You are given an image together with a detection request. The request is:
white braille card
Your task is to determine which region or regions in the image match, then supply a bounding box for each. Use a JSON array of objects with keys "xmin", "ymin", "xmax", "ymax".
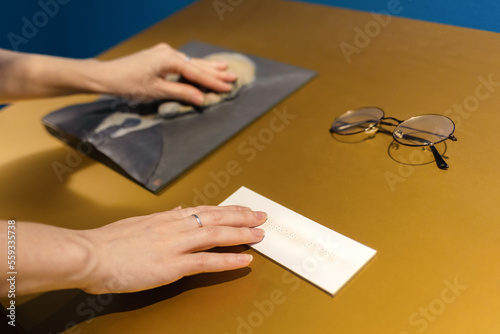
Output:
[{"xmin": 220, "ymin": 186, "xmax": 377, "ymax": 295}]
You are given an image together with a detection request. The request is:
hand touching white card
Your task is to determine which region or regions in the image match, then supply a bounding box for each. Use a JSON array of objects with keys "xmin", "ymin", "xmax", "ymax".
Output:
[{"xmin": 220, "ymin": 186, "xmax": 376, "ymax": 295}]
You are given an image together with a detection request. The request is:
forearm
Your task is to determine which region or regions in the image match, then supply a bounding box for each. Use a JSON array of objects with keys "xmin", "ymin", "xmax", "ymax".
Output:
[
  {"xmin": 0, "ymin": 49, "xmax": 106, "ymax": 103},
  {"xmin": 0, "ymin": 220, "xmax": 95, "ymax": 296}
]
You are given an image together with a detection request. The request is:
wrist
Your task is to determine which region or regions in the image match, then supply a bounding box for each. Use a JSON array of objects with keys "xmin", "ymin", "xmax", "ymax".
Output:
[
  {"xmin": 16, "ymin": 223, "xmax": 98, "ymax": 295},
  {"xmin": 70, "ymin": 58, "xmax": 110, "ymax": 95},
  {"xmin": 26, "ymin": 55, "xmax": 106, "ymax": 97},
  {"xmin": 61, "ymin": 228, "xmax": 100, "ymax": 292}
]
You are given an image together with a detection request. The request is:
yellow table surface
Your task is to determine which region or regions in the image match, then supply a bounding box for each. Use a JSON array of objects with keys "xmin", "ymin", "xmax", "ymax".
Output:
[{"xmin": 1, "ymin": 0, "xmax": 500, "ymax": 333}]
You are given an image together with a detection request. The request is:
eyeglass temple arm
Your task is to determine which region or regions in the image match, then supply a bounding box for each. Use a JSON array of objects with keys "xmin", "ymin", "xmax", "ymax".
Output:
[
  {"xmin": 400, "ymin": 133, "xmax": 450, "ymax": 170},
  {"xmin": 329, "ymin": 119, "xmax": 380, "ymax": 133},
  {"xmin": 429, "ymin": 145, "xmax": 449, "ymax": 170},
  {"xmin": 397, "ymin": 123, "xmax": 458, "ymax": 141}
]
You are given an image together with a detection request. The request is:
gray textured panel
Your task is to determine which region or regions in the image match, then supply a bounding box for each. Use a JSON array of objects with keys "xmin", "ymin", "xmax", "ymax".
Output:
[{"xmin": 42, "ymin": 42, "xmax": 316, "ymax": 193}]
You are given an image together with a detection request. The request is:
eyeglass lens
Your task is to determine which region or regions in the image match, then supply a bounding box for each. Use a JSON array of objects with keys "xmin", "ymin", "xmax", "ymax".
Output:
[
  {"xmin": 393, "ymin": 115, "xmax": 455, "ymax": 146},
  {"xmin": 330, "ymin": 107, "xmax": 384, "ymax": 135}
]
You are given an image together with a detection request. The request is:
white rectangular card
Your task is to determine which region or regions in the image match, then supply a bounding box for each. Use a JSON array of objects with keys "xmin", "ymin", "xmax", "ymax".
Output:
[{"xmin": 220, "ymin": 186, "xmax": 376, "ymax": 295}]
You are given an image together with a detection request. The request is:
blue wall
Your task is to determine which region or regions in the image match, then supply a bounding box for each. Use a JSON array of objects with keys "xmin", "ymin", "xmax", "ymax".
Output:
[
  {"xmin": 294, "ymin": 0, "xmax": 500, "ymax": 34},
  {"xmin": 0, "ymin": 0, "xmax": 499, "ymax": 59},
  {"xmin": 0, "ymin": 0, "xmax": 196, "ymax": 58}
]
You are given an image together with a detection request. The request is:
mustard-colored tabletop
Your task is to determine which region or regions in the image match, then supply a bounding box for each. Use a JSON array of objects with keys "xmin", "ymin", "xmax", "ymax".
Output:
[{"xmin": 1, "ymin": 0, "xmax": 500, "ymax": 333}]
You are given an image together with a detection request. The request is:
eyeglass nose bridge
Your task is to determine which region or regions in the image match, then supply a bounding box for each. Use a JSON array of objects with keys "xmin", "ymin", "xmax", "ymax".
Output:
[{"xmin": 379, "ymin": 116, "xmax": 403, "ymax": 127}]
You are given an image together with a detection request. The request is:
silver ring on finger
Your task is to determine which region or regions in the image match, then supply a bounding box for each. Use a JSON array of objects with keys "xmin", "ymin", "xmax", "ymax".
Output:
[{"xmin": 192, "ymin": 214, "xmax": 203, "ymax": 228}]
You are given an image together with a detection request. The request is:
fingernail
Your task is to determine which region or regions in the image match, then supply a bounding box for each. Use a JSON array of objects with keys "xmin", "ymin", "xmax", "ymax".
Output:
[
  {"xmin": 252, "ymin": 228, "xmax": 265, "ymax": 238},
  {"xmin": 236, "ymin": 205, "xmax": 252, "ymax": 210},
  {"xmin": 221, "ymin": 82, "xmax": 234, "ymax": 91},
  {"xmin": 238, "ymin": 254, "xmax": 253, "ymax": 264},
  {"xmin": 192, "ymin": 93, "xmax": 204, "ymax": 106},
  {"xmin": 254, "ymin": 211, "xmax": 268, "ymax": 220}
]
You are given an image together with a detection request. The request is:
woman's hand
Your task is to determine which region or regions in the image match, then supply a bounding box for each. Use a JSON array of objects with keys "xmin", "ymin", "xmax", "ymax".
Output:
[
  {"xmin": 0, "ymin": 206, "xmax": 266, "ymax": 296},
  {"xmin": 92, "ymin": 43, "xmax": 237, "ymax": 105},
  {"xmin": 79, "ymin": 205, "xmax": 266, "ymax": 294},
  {"xmin": 0, "ymin": 43, "xmax": 237, "ymax": 104}
]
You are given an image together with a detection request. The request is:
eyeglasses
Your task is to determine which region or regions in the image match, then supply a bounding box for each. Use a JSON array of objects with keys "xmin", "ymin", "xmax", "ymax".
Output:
[{"xmin": 329, "ymin": 107, "xmax": 457, "ymax": 170}]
